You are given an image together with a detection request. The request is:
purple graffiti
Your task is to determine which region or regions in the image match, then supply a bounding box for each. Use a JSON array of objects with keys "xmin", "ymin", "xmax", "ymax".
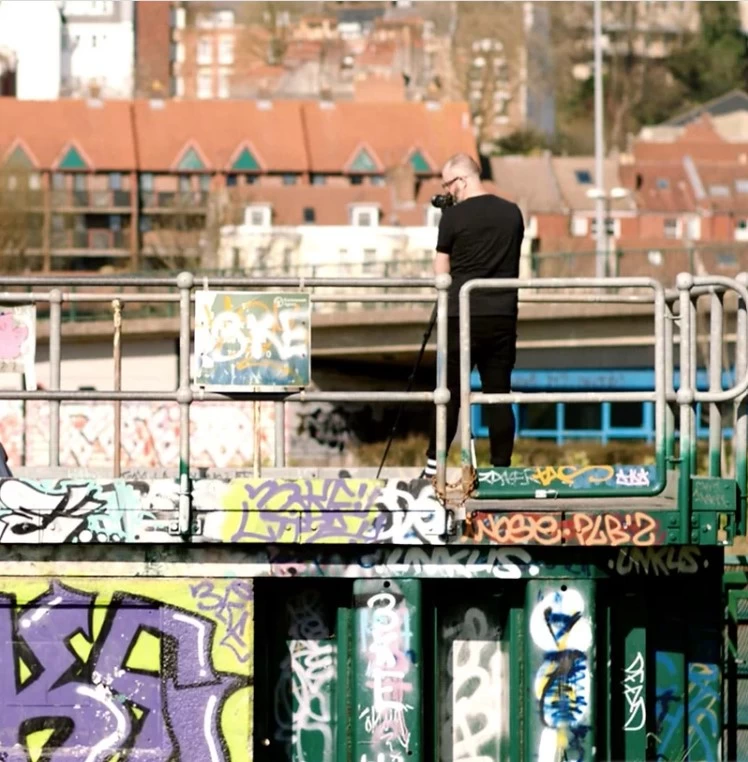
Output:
[
  {"xmin": 0, "ymin": 581, "xmax": 245, "ymax": 761},
  {"xmin": 190, "ymin": 580, "xmax": 253, "ymax": 663},
  {"xmin": 231, "ymin": 479, "xmax": 378, "ymax": 543}
]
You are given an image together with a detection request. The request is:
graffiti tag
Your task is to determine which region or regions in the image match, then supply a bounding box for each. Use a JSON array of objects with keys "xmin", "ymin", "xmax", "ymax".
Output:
[
  {"xmin": 623, "ymin": 652, "xmax": 646, "ymax": 732},
  {"xmin": 190, "ymin": 579, "xmax": 253, "ymax": 663}
]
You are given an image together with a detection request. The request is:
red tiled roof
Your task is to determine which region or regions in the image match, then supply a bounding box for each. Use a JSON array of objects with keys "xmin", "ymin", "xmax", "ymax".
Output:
[
  {"xmin": 0, "ymin": 98, "xmax": 135, "ymax": 170},
  {"xmin": 132, "ymin": 99, "xmax": 308, "ymax": 172},
  {"xmin": 621, "ymin": 163, "xmax": 697, "ymax": 213},
  {"xmin": 301, "ymin": 100, "xmax": 476, "ymax": 173}
]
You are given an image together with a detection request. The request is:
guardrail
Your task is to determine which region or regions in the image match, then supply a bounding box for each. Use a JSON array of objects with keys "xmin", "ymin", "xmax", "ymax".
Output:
[{"xmin": 0, "ymin": 271, "xmax": 746, "ymax": 540}]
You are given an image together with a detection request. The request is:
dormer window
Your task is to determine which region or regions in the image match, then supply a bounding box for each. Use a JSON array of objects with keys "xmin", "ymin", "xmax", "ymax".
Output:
[
  {"xmin": 245, "ymin": 203, "xmax": 272, "ymax": 228},
  {"xmin": 350, "ymin": 204, "xmax": 379, "ymax": 227}
]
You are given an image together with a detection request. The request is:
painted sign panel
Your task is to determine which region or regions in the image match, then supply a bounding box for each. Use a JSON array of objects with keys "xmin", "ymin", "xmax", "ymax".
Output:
[
  {"xmin": 0, "ymin": 305, "xmax": 36, "ymax": 390},
  {"xmin": 194, "ymin": 291, "xmax": 310, "ymax": 391}
]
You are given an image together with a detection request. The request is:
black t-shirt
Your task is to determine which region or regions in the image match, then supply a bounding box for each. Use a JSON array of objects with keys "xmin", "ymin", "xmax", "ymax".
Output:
[{"xmin": 437, "ymin": 193, "xmax": 524, "ymax": 318}]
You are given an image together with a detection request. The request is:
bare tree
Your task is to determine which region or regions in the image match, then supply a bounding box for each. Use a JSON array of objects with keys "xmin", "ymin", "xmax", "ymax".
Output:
[{"xmin": 0, "ymin": 166, "xmax": 42, "ymax": 273}]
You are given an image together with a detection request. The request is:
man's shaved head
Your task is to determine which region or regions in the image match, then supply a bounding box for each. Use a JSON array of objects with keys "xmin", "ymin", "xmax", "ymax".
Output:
[{"xmin": 442, "ymin": 153, "xmax": 481, "ymax": 178}]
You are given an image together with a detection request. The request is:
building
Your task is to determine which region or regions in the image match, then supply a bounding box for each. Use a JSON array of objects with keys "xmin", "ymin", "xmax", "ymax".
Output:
[
  {"xmin": 0, "ymin": 0, "xmax": 134, "ymax": 100},
  {"xmin": 0, "ymin": 97, "xmax": 476, "ymax": 272},
  {"xmin": 133, "ymin": 0, "xmax": 177, "ymax": 98}
]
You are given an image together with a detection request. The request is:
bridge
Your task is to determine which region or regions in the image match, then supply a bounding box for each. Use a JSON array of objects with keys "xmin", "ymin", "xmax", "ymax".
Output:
[{"xmin": 0, "ymin": 270, "xmax": 745, "ymax": 761}]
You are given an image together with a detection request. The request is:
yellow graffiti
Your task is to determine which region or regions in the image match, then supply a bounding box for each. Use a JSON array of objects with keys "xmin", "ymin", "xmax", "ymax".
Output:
[
  {"xmin": 0, "ymin": 578, "xmax": 253, "ymax": 762},
  {"xmin": 531, "ymin": 465, "xmax": 615, "ymax": 488},
  {"xmin": 217, "ymin": 478, "xmax": 382, "ymax": 543}
]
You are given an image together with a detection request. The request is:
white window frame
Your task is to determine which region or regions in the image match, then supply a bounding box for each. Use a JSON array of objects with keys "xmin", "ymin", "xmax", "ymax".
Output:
[
  {"xmin": 197, "ymin": 36, "xmax": 213, "ymax": 65},
  {"xmin": 218, "ymin": 35, "xmax": 234, "ymax": 65},
  {"xmin": 216, "ymin": 10, "xmax": 235, "ymax": 28},
  {"xmin": 217, "ymin": 68, "xmax": 231, "ymax": 98},
  {"xmin": 350, "ymin": 204, "xmax": 379, "ymax": 227},
  {"xmin": 735, "ymin": 219, "xmax": 748, "ymax": 242},
  {"xmin": 571, "ymin": 215, "xmax": 588, "ymax": 237},
  {"xmin": 663, "ymin": 217, "xmax": 681, "ymax": 240},
  {"xmin": 245, "ymin": 204, "xmax": 272, "ymax": 228},
  {"xmin": 197, "ymin": 71, "xmax": 213, "ymax": 99}
]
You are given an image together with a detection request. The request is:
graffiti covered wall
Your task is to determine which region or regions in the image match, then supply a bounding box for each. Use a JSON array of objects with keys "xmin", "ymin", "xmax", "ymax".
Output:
[{"xmin": 0, "ymin": 577, "xmax": 253, "ymax": 761}]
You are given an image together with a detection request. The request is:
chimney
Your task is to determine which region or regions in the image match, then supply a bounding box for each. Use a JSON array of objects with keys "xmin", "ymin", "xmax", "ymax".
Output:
[{"xmin": 386, "ymin": 162, "xmax": 416, "ymax": 208}]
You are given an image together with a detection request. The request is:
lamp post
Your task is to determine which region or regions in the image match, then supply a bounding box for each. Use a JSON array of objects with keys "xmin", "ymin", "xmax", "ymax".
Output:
[
  {"xmin": 586, "ymin": 186, "xmax": 631, "ymax": 276},
  {"xmin": 593, "ymin": 0, "xmax": 605, "ymax": 278}
]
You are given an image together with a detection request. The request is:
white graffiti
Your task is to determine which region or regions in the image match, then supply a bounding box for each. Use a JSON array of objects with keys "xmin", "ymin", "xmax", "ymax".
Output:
[
  {"xmin": 275, "ymin": 593, "xmax": 336, "ymax": 762},
  {"xmin": 623, "ymin": 651, "xmax": 646, "ymax": 732},
  {"xmin": 477, "ymin": 469, "xmax": 534, "ymax": 487},
  {"xmin": 609, "ymin": 546, "xmax": 703, "ymax": 576},
  {"xmin": 0, "ymin": 480, "xmax": 107, "ymax": 543},
  {"xmin": 530, "ymin": 588, "xmax": 593, "ymax": 762},
  {"xmin": 614, "ymin": 467, "xmax": 651, "ymax": 487},
  {"xmin": 362, "ymin": 591, "xmax": 413, "ymax": 754},
  {"xmin": 379, "ymin": 547, "xmax": 540, "ymax": 579},
  {"xmin": 370, "ymin": 482, "xmax": 447, "ymax": 544},
  {"xmin": 442, "ymin": 607, "xmax": 504, "ymax": 762}
]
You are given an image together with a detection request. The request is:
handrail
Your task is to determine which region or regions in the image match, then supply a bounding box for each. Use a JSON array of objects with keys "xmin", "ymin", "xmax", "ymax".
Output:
[{"xmin": 458, "ymin": 277, "xmax": 668, "ymax": 500}]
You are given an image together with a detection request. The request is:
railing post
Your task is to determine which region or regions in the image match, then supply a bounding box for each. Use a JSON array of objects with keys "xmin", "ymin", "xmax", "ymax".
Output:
[
  {"xmin": 48, "ymin": 288, "xmax": 62, "ymax": 467},
  {"xmin": 176, "ymin": 272, "xmax": 194, "ymax": 536},
  {"xmin": 708, "ymin": 289, "xmax": 724, "ymax": 476},
  {"xmin": 676, "ymin": 273, "xmax": 695, "ymax": 543},
  {"xmin": 735, "ymin": 273, "xmax": 748, "ymax": 535},
  {"xmin": 112, "ymin": 298, "xmax": 123, "ymax": 478},
  {"xmin": 664, "ymin": 298, "xmax": 676, "ymax": 466},
  {"xmin": 434, "ymin": 274, "xmax": 450, "ymax": 496}
]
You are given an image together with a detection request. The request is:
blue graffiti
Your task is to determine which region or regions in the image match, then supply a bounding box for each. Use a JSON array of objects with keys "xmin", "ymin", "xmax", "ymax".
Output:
[
  {"xmin": 655, "ymin": 653, "xmax": 684, "ymax": 760},
  {"xmin": 687, "ymin": 662, "xmax": 719, "ymax": 762}
]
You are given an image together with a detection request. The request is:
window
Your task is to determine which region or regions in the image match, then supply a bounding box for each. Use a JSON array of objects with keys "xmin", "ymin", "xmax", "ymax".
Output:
[
  {"xmin": 245, "ymin": 205, "xmax": 271, "ymax": 227},
  {"xmin": 371, "ymin": 175, "xmax": 385, "ymax": 186},
  {"xmin": 571, "ymin": 216, "xmax": 588, "ymax": 237},
  {"xmin": 197, "ymin": 71, "xmax": 213, "ymax": 99},
  {"xmin": 521, "ymin": 404, "xmax": 557, "ymax": 431},
  {"xmin": 51, "ymin": 214, "xmax": 64, "ymax": 232},
  {"xmin": 282, "ymin": 174, "xmax": 297, "ymax": 186},
  {"xmin": 28, "ymin": 173, "xmax": 40, "ymax": 190},
  {"xmin": 610, "ymin": 402, "xmax": 643, "ymax": 429},
  {"xmin": 564, "ymin": 403, "xmax": 601, "ymax": 430},
  {"xmin": 351, "ymin": 205, "xmax": 378, "ymax": 226},
  {"xmin": 216, "ymin": 10, "xmax": 235, "ymax": 28},
  {"xmin": 303, "ymin": 207, "xmax": 316, "ymax": 223},
  {"xmin": 709, "ymin": 184, "xmax": 729, "ymax": 197},
  {"xmin": 197, "ymin": 36, "xmax": 213, "ymax": 65},
  {"xmin": 178, "ymin": 175, "xmax": 191, "ymax": 192},
  {"xmin": 109, "ymin": 214, "xmax": 121, "ymax": 231},
  {"xmin": 174, "ymin": 6, "xmax": 186, "ymax": 29},
  {"xmin": 176, "ymin": 42, "xmax": 185, "ymax": 64},
  {"xmin": 226, "ymin": 174, "xmax": 238, "ymax": 187},
  {"xmin": 574, "ymin": 169, "xmax": 592, "ymax": 184},
  {"xmin": 218, "ymin": 35, "xmax": 234, "ymax": 65},
  {"xmin": 664, "ymin": 218, "xmax": 680, "ymax": 239},
  {"xmin": 218, "ymin": 69, "xmax": 230, "ymax": 98},
  {"xmin": 656, "ymin": 177, "xmax": 669, "ymax": 189},
  {"xmin": 139, "ymin": 173, "xmax": 153, "ymax": 191},
  {"xmin": 175, "ymin": 76, "xmax": 185, "ymax": 97},
  {"xmin": 350, "ymin": 175, "xmax": 363, "ymax": 186},
  {"xmin": 109, "ymin": 172, "xmax": 121, "ymax": 190},
  {"xmin": 311, "ymin": 174, "xmax": 326, "ymax": 186},
  {"xmin": 5, "ymin": 174, "xmax": 16, "ymax": 190},
  {"xmin": 590, "ymin": 217, "xmax": 617, "ymax": 237},
  {"xmin": 139, "ymin": 216, "xmax": 152, "ymax": 232},
  {"xmin": 73, "ymin": 174, "xmax": 86, "ymax": 192},
  {"xmin": 52, "ymin": 173, "xmax": 65, "ymax": 191},
  {"xmin": 736, "ymin": 179, "xmax": 748, "ymax": 193}
]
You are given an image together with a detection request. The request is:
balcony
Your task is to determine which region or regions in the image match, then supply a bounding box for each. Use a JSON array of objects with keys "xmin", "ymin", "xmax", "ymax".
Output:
[
  {"xmin": 140, "ymin": 191, "xmax": 210, "ymax": 212},
  {"xmin": 51, "ymin": 190, "xmax": 133, "ymax": 210},
  {"xmin": 0, "ymin": 189, "xmax": 44, "ymax": 209},
  {"xmin": 49, "ymin": 229, "xmax": 130, "ymax": 255}
]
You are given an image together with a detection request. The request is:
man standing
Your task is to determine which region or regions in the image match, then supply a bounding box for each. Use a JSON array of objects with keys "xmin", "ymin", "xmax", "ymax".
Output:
[{"xmin": 422, "ymin": 153, "xmax": 524, "ymax": 478}]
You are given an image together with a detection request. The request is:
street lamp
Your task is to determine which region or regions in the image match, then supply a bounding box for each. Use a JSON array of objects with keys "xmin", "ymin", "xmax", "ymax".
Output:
[{"xmin": 586, "ymin": 186, "xmax": 631, "ymax": 276}]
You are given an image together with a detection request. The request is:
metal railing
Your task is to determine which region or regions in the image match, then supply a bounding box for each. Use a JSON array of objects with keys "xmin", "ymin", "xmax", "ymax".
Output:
[
  {"xmin": 459, "ymin": 273, "xmax": 748, "ymax": 541},
  {"xmin": 0, "ymin": 270, "xmax": 746, "ymax": 539}
]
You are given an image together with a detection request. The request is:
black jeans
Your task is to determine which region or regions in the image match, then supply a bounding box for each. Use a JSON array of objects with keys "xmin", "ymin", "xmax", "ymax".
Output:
[{"xmin": 426, "ymin": 314, "xmax": 516, "ymax": 467}]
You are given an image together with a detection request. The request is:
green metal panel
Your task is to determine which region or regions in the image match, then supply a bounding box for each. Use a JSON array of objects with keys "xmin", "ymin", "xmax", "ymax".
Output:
[
  {"xmin": 525, "ymin": 579, "xmax": 595, "ymax": 762},
  {"xmin": 654, "ymin": 609, "xmax": 687, "ymax": 760},
  {"xmin": 336, "ymin": 606, "xmax": 352, "ymax": 762},
  {"xmin": 509, "ymin": 605, "xmax": 527, "ymax": 762},
  {"xmin": 620, "ymin": 596, "xmax": 648, "ymax": 761},
  {"xmin": 353, "ymin": 579, "xmax": 422, "ymax": 762}
]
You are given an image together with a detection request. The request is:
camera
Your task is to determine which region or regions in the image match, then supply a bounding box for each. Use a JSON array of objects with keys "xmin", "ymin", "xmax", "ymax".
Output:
[{"xmin": 431, "ymin": 193, "xmax": 454, "ymax": 209}]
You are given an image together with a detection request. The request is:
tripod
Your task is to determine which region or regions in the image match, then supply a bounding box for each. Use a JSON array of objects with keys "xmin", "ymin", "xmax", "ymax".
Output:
[{"xmin": 376, "ymin": 307, "xmax": 437, "ymax": 479}]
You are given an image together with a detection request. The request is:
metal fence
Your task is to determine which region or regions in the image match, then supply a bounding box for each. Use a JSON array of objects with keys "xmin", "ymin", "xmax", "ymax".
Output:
[{"xmin": 0, "ymin": 270, "xmax": 747, "ymax": 532}]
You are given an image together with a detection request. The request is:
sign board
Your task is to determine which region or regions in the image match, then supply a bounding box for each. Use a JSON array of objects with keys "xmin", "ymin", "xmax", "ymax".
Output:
[
  {"xmin": 193, "ymin": 291, "xmax": 311, "ymax": 392},
  {"xmin": 0, "ymin": 305, "xmax": 36, "ymax": 390}
]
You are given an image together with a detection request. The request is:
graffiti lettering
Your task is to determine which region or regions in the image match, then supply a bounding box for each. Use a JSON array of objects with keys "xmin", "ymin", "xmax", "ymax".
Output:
[
  {"xmin": 190, "ymin": 579, "xmax": 253, "ymax": 663},
  {"xmin": 687, "ymin": 662, "xmax": 719, "ymax": 762},
  {"xmin": 275, "ymin": 591, "xmax": 336, "ymax": 762},
  {"xmin": 532, "ymin": 465, "xmax": 614, "ymax": 488},
  {"xmin": 362, "ymin": 590, "xmax": 414, "ymax": 754},
  {"xmin": 0, "ymin": 581, "xmax": 246, "ymax": 761},
  {"xmin": 443, "ymin": 607, "xmax": 503, "ymax": 762},
  {"xmin": 615, "ymin": 467, "xmax": 651, "ymax": 487},
  {"xmin": 610, "ymin": 547, "xmax": 703, "ymax": 576},
  {"xmin": 623, "ymin": 652, "xmax": 646, "ymax": 732},
  {"xmin": 529, "ymin": 587, "xmax": 592, "ymax": 762},
  {"xmin": 469, "ymin": 511, "xmax": 660, "ymax": 547}
]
